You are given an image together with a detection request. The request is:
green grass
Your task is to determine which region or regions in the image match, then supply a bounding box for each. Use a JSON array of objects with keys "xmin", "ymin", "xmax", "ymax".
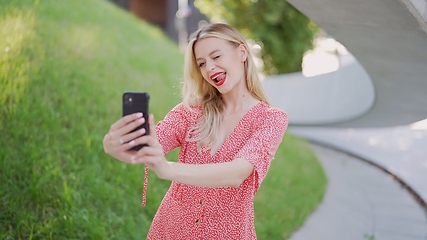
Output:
[
  {"xmin": 0, "ymin": 0, "xmax": 326, "ymax": 239},
  {"xmin": 254, "ymin": 134, "xmax": 327, "ymax": 239}
]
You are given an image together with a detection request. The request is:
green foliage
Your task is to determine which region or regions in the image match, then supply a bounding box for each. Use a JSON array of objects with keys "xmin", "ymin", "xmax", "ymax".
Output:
[
  {"xmin": 195, "ymin": 0, "xmax": 317, "ymax": 74},
  {"xmin": 0, "ymin": 0, "xmax": 326, "ymax": 238}
]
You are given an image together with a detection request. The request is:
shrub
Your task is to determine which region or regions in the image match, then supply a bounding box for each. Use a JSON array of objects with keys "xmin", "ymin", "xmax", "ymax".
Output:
[{"xmin": 195, "ymin": 0, "xmax": 317, "ymax": 74}]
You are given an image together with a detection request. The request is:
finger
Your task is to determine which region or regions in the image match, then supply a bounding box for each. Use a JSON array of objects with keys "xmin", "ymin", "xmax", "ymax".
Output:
[
  {"xmin": 117, "ymin": 137, "xmax": 150, "ymax": 152},
  {"xmin": 103, "ymin": 136, "xmax": 138, "ymax": 161},
  {"xmin": 110, "ymin": 112, "xmax": 143, "ymax": 132},
  {"xmin": 104, "ymin": 130, "xmax": 138, "ymax": 151},
  {"xmin": 135, "ymin": 144, "xmax": 164, "ymax": 158},
  {"xmin": 121, "ymin": 127, "xmax": 146, "ymax": 144},
  {"xmin": 132, "ymin": 134, "xmax": 163, "ymax": 154},
  {"xmin": 110, "ymin": 116, "xmax": 146, "ymax": 146},
  {"xmin": 119, "ymin": 117, "xmax": 146, "ymax": 142},
  {"xmin": 131, "ymin": 155, "xmax": 156, "ymax": 166},
  {"xmin": 118, "ymin": 114, "xmax": 154, "ymax": 146},
  {"xmin": 116, "ymin": 141, "xmax": 132, "ymax": 152}
]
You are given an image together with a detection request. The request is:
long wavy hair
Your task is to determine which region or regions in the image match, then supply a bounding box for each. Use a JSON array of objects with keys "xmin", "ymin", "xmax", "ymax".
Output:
[{"xmin": 182, "ymin": 23, "xmax": 270, "ymax": 150}]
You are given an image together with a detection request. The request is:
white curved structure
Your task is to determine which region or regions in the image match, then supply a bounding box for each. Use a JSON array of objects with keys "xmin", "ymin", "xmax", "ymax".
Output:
[
  {"xmin": 281, "ymin": 0, "xmax": 427, "ymax": 127},
  {"xmin": 264, "ymin": 54, "xmax": 375, "ymax": 125}
]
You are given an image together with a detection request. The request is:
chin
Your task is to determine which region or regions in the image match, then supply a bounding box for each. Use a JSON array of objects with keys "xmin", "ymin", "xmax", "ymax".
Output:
[{"xmin": 217, "ymin": 87, "xmax": 231, "ymax": 95}]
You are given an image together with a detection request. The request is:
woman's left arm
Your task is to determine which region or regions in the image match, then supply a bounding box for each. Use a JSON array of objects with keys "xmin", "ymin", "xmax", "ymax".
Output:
[
  {"xmin": 131, "ymin": 114, "xmax": 254, "ymax": 187},
  {"xmin": 163, "ymin": 158, "xmax": 254, "ymax": 188}
]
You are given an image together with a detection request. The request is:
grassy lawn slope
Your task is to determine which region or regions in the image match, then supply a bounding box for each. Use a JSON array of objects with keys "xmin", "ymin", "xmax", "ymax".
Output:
[{"xmin": 0, "ymin": 0, "xmax": 326, "ymax": 239}]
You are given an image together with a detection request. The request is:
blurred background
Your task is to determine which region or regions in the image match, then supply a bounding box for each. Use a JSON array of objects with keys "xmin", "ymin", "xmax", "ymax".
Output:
[{"xmin": 2, "ymin": 0, "xmax": 426, "ymax": 239}]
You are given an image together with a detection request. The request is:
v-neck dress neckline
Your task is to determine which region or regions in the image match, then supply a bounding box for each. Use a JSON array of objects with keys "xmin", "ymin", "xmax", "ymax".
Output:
[{"xmin": 209, "ymin": 101, "xmax": 262, "ymax": 157}]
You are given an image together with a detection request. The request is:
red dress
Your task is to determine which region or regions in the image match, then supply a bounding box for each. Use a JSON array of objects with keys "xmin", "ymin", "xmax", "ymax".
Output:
[{"xmin": 147, "ymin": 101, "xmax": 288, "ymax": 240}]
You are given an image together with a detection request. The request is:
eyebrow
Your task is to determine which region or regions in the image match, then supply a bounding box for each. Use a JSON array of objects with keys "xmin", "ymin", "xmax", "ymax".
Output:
[{"xmin": 196, "ymin": 50, "xmax": 221, "ymax": 62}]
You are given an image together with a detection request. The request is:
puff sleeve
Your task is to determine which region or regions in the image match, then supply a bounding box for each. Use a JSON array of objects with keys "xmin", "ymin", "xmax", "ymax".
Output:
[
  {"xmin": 155, "ymin": 103, "xmax": 194, "ymax": 154},
  {"xmin": 235, "ymin": 108, "xmax": 288, "ymax": 191}
]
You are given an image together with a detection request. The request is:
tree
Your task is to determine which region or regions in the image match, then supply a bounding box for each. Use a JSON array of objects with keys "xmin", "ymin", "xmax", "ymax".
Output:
[{"xmin": 195, "ymin": 0, "xmax": 317, "ymax": 74}]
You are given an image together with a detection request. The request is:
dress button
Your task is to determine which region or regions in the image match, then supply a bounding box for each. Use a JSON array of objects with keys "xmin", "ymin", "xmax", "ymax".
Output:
[
  {"xmin": 196, "ymin": 219, "xmax": 201, "ymax": 225},
  {"xmin": 200, "ymin": 199, "xmax": 205, "ymax": 205}
]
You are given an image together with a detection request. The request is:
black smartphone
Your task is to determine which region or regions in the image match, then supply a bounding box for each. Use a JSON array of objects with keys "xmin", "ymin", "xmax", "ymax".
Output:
[{"xmin": 122, "ymin": 91, "xmax": 150, "ymax": 151}]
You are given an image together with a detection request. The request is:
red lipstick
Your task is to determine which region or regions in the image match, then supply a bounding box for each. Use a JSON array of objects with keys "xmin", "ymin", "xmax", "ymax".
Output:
[{"xmin": 209, "ymin": 72, "xmax": 226, "ymax": 87}]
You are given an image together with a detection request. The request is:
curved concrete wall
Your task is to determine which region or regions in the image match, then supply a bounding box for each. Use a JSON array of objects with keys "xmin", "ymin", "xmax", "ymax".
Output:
[
  {"xmin": 264, "ymin": 55, "xmax": 375, "ymax": 125},
  {"xmin": 287, "ymin": 0, "xmax": 427, "ymax": 127}
]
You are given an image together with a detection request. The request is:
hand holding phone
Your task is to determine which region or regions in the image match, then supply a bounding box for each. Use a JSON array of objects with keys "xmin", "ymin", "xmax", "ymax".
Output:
[{"xmin": 122, "ymin": 91, "xmax": 150, "ymax": 151}]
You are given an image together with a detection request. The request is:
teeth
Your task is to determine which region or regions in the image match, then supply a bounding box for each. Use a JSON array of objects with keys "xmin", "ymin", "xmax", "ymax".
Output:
[{"xmin": 211, "ymin": 73, "xmax": 224, "ymax": 83}]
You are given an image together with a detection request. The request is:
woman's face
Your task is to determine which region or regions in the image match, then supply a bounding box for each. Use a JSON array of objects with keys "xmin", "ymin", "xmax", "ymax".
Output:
[{"xmin": 194, "ymin": 37, "xmax": 247, "ymax": 94}]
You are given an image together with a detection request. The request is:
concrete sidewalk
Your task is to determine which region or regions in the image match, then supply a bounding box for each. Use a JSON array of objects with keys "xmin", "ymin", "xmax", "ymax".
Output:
[
  {"xmin": 286, "ymin": 124, "xmax": 427, "ymax": 240},
  {"xmin": 290, "ymin": 124, "xmax": 427, "ymax": 206},
  {"xmin": 289, "ymin": 144, "xmax": 427, "ymax": 240}
]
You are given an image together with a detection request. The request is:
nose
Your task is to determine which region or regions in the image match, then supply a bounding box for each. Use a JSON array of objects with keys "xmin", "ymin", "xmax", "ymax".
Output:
[{"xmin": 206, "ymin": 59, "xmax": 215, "ymax": 71}]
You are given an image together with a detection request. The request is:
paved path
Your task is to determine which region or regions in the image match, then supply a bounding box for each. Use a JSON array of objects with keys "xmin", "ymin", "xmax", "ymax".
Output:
[
  {"xmin": 290, "ymin": 144, "xmax": 427, "ymax": 240},
  {"xmin": 290, "ymin": 125, "xmax": 427, "ymax": 206}
]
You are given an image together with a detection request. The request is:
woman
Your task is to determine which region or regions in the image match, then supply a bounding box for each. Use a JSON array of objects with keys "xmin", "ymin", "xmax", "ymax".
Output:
[{"xmin": 103, "ymin": 23, "xmax": 288, "ymax": 239}]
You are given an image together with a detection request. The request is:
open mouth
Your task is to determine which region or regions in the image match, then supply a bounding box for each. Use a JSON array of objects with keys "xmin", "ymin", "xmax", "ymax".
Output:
[{"xmin": 210, "ymin": 72, "xmax": 226, "ymax": 87}]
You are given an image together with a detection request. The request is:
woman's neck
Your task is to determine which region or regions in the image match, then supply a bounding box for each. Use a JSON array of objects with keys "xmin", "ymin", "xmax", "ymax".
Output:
[{"xmin": 222, "ymin": 89, "xmax": 259, "ymax": 115}]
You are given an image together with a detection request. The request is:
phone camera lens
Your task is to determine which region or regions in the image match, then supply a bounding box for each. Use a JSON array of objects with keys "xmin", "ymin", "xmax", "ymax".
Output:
[{"xmin": 125, "ymin": 95, "xmax": 133, "ymax": 105}]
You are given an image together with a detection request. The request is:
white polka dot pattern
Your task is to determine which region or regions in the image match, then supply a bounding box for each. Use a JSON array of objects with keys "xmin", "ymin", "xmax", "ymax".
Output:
[{"xmin": 147, "ymin": 102, "xmax": 288, "ymax": 239}]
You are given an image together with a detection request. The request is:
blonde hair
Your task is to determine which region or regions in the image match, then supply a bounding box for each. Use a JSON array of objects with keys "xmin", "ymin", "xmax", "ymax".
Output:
[{"xmin": 182, "ymin": 23, "xmax": 270, "ymax": 149}]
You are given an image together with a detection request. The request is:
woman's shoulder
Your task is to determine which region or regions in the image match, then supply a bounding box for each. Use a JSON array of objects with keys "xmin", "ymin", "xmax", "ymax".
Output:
[
  {"xmin": 256, "ymin": 102, "xmax": 288, "ymax": 121},
  {"xmin": 168, "ymin": 102, "xmax": 202, "ymax": 119},
  {"xmin": 248, "ymin": 102, "xmax": 288, "ymax": 136},
  {"xmin": 171, "ymin": 102, "xmax": 201, "ymax": 112}
]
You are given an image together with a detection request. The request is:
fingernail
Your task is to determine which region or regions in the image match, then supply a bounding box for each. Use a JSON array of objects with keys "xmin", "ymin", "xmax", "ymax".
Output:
[
  {"xmin": 139, "ymin": 118, "xmax": 144, "ymax": 123},
  {"xmin": 130, "ymin": 156, "xmax": 135, "ymax": 162},
  {"xmin": 136, "ymin": 113, "xmax": 143, "ymax": 118},
  {"xmin": 139, "ymin": 129, "xmax": 145, "ymax": 134},
  {"xmin": 129, "ymin": 140, "xmax": 135, "ymax": 146}
]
